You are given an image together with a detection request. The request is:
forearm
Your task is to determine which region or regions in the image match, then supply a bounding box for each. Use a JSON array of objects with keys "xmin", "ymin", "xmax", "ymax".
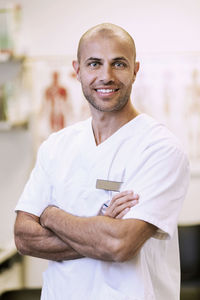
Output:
[
  {"xmin": 15, "ymin": 191, "xmax": 140, "ymax": 261},
  {"xmin": 41, "ymin": 207, "xmax": 119, "ymax": 261},
  {"xmin": 14, "ymin": 211, "xmax": 83, "ymax": 261},
  {"xmin": 41, "ymin": 206, "xmax": 151, "ymax": 262}
]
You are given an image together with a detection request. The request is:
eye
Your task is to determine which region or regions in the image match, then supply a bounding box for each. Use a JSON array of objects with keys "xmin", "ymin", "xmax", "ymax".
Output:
[
  {"xmin": 113, "ymin": 61, "xmax": 127, "ymax": 69},
  {"xmin": 88, "ymin": 61, "xmax": 100, "ymax": 68},
  {"xmin": 114, "ymin": 61, "xmax": 127, "ymax": 69}
]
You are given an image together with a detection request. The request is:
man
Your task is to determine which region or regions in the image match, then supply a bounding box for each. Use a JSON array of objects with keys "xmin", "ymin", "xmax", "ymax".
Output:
[{"xmin": 14, "ymin": 23, "xmax": 189, "ymax": 300}]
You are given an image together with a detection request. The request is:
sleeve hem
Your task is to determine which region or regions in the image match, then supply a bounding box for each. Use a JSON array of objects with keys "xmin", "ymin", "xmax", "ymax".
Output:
[
  {"xmin": 123, "ymin": 211, "xmax": 173, "ymax": 240},
  {"xmin": 15, "ymin": 203, "xmax": 45, "ymax": 217}
]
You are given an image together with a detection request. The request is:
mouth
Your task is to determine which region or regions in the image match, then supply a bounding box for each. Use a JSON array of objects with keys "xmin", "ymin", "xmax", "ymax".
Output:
[{"xmin": 94, "ymin": 88, "xmax": 119, "ymax": 96}]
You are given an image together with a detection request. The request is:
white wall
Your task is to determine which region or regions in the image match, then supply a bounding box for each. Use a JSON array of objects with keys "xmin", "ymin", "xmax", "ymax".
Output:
[{"xmin": 8, "ymin": 0, "xmax": 200, "ymax": 56}]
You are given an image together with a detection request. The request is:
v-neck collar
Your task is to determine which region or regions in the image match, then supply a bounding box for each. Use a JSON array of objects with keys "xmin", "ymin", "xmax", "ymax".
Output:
[{"xmin": 88, "ymin": 113, "xmax": 146, "ymax": 149}]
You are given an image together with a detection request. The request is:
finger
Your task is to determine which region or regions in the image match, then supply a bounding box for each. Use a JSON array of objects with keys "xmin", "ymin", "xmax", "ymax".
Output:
[
  {"xmin": 111, "ymin": 190, "xmax": 134, "ymax": 204},
  {"xmin": 116, "ymin": 207, "xmax": 130, "ymax": 219},
  {"xmin": 116, "ymin": 199, "xmax": 139, "ymax": 219},
  {"xmin": 105, "ymin": 199, "xmax": 138, "ymax": 218},
  {"xmin": 109, "ymin": 193, "xmax": 139, "ymax": 209},
  {"xmin": 111, "ymin": 191, "xmax": 139, "ymax": 205},
  {"xmin": 111, "ymin": 200, "xmax": 138, "ymax": 217},
  {"xmin": 107, "ymin": 196, "xmax": 138, "ymax": 217}
]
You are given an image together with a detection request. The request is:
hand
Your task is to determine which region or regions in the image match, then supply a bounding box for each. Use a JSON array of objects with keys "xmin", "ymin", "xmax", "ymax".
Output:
[
  {"xmin": 104, "ymin": 191, "xmax": 139, "ymax": 219},
  {"xmin": 40, "ymin": 205, "xmax": 57, "ymax": 228}
]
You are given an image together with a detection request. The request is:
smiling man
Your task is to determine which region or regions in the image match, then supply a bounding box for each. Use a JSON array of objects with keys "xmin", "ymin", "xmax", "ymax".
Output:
[
  {"xmin": 14, "ymin": 23, "xmax": 189, "ymax": 300},
  {"xmin": 74, "ymin": 26, "xmax": 138, "ymax": 115}
]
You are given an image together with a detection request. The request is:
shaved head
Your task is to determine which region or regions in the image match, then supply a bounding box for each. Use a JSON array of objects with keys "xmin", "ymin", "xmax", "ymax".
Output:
[{"xmin": 77, "ymin": 23, "xmax": 136, "ymax": 63}]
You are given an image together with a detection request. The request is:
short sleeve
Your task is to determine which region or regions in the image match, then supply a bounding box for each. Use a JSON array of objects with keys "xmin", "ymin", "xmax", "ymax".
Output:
[
  {"xmin": 123, "ymin": 142, "xmax": 190, "ymax": 240},
  {"xmin": 15, "ymin": 140, "xmax": 54, "ymax": 217}
]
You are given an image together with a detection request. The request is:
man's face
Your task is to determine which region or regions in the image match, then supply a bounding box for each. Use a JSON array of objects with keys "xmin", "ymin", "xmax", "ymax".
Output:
[{"xmin": 73, "ymin": 34, "xmax": 138, "ymax": 113}]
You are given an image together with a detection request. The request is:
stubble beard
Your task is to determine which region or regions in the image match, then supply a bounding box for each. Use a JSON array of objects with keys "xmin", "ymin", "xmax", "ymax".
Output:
[{"xmin": 82, "ymin": 86, "xmax": 132, "ymax": 113}]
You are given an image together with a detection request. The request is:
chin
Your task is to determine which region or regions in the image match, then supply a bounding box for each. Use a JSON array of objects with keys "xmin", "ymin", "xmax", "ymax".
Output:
[{"xmin": 85, "ymin": 94, "xmax": 129, "ymax": 113}]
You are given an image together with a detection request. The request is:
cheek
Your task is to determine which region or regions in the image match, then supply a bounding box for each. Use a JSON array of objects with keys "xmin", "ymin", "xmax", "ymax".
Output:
[
  {"xmin": 115, "ymin": 70, "xmax": 134, "ymax": 84},
  {"xmin": 80, "ymin": 71, "xmax": 96, "ymax": 86},
  {"xmin": 120, "ymin": 75, "xmax": 134, "ymax": 87}
]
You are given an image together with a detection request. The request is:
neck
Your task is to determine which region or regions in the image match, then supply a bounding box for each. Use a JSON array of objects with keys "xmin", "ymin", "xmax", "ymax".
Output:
[{"xmin": 91, "ymin": 101, "xmax": 139, "ymax": 145}]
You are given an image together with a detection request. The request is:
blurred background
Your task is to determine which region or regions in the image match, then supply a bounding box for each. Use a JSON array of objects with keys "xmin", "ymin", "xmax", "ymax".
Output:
[{"xmin": 0, "ymin": 0, "xmax": 200, "ymax": 297}]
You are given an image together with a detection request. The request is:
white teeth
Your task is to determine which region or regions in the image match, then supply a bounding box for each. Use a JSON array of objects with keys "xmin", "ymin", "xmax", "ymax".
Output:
[{"xmin": 97, "ymin": 89, "xmax": 116, "ymax": 93}]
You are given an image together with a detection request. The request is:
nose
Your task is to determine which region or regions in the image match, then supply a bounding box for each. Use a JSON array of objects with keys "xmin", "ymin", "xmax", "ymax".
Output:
[{"xmin": 99, "ymin": 63, "xmax": 114, "ymax": 84}]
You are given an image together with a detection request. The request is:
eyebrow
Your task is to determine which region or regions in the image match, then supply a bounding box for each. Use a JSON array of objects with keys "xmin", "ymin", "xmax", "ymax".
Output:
[
  {"xmin": 85, "ymin": 56, "xmax": 129, "ymax": 63},
  {"xmin": 112, "ymin": 57, "xmax": 128, "ymax": 61},
  {"xmin": 85, "ymin": 57, "xmax": 102, "ymax": 62}
]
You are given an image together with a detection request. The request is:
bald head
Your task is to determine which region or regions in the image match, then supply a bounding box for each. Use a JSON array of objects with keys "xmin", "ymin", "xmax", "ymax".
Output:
[{"xmin": 77, "ymin": 23, "xmax": 136, "ymax": 63}]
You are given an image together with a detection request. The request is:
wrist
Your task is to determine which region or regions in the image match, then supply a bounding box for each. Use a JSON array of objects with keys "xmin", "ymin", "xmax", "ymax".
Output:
[{"xmin": 40, "ymin": 205, "xmax": 57, "ymax": 228}]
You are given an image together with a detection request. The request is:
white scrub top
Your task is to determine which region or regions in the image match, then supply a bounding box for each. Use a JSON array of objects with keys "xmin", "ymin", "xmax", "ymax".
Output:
[{"xmin": 15, "ymin": 114, "xmax": 190, "ymax": 300}]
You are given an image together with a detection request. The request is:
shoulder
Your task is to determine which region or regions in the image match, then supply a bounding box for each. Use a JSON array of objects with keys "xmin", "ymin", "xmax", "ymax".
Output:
[
  {"xmin": 136, "ymin": 114, "xmax": 185, "ymax": 153},
  {"xmin": 127, "ymin": 114, "xmax": 189, "ymax": 173},
  {"xmin": 37, "ymin": 118, "xmax": 91, "ymax": 162},
  {"xmin": 142, "ymin": 116, "xmax": 190, "ymax": 181},
  {"xmin": 42, "ymin": 118, "xmax": 90, "ymax": 149}
]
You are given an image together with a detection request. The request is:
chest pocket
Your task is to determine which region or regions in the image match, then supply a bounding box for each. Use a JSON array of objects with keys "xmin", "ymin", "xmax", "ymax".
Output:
[{"xmin": 54, "ymin": 182, "xmax": 108, "ymax": 217}]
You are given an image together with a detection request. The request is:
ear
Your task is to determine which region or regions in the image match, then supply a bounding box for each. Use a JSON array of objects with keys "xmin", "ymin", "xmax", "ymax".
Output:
[
  {"xmin": 72, "ymin": 60, "xmax": 81, "ymax": 82},
  {"xmin": 133, "ymin": 61, "xmax": 140, "ymax": 82}
]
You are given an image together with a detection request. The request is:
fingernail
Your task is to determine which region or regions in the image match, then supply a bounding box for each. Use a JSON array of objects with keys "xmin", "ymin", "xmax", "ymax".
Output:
[
  {"xmin": 125, "ymin": 208, "xmax": 130, "ymax": 212},
  {"xmin": 127, "ymin": 190, "xmax": 133, "ymax": 194},
  {"xmin": 132, "ymin": 200, "xmax": 138, "ymax": 205}
]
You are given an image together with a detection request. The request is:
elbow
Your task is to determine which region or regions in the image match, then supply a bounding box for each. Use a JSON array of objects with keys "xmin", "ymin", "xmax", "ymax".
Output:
[
  {"xmin": 14, "ymin": 235, "xmax": 24, "ymax": 255},
  {"xmin": 14, "ymin": 233, "xmax": 28, "ymax": 256},
  {"xmin": 108, "ymin": 239, "xmax": 138, "ymax": 263},
  {"xmin": 107, "ymin": 239, "xmax": 134, "ymax": 263}
]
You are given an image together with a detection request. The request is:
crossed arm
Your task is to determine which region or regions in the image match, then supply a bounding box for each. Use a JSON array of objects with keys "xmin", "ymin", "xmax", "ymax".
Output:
[{"xmin": 14, "ymin": 191, "xmax": 156, "ymax": 262}]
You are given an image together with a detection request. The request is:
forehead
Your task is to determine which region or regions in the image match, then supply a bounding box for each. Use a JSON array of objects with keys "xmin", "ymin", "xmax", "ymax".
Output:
[{"xmin": 80, "ymin": 34, "xmax": 134, "ymax": 62}]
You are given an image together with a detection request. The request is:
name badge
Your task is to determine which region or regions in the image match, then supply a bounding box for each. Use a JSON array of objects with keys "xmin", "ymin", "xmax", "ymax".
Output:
[{"xmin": 96, "ymin": 179, "xmax": 123, "ymax": 192}]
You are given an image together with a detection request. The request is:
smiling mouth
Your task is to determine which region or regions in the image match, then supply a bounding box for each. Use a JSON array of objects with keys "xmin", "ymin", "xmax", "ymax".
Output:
[{"xmin": 95, "ymin": 88, "xmax": 119, "ymax": 94}]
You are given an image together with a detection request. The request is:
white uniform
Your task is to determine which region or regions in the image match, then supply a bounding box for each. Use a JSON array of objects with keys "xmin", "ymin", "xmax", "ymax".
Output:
[{"xmin": 15, "ymin": 114, "xmax": 190, "ymax": 300}]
